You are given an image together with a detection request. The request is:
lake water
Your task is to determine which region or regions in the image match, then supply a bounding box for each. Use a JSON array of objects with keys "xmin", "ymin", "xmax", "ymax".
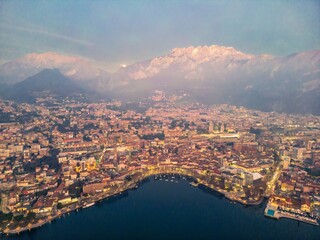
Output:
[{"xmin": 6, "ymin": 176, "xmax": 320, "ymax": 240}]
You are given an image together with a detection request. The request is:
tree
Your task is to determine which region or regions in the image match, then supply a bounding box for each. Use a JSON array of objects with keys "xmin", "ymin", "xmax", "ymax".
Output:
[
  {"xmin": 13, "ymin": 214, "xmax": 24, "ymax": 222},
  {"xmin": 0, "ymin": 212, "xmax": 13, "ymax": 223},
  {"xmin": 25, "ymin": 212, "xmax": 36, "ymax": 222},
  {"xmin": 249, "ymin": 127, "xmax": 262, "ymax": 136},
  {"xmin": 273, "ymin": 151, "xmax": 281, "ymax": 162}
]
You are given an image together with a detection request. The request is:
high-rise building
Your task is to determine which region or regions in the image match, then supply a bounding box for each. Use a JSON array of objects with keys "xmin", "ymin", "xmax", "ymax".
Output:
[
  {"xmin": 220, "ymin": 122, "xmax": 225, "ymax": 133},
  {"xmin": 293, "ymin": 147, "xmax": 305, "ymax": 161},
  {"xmin": 283, "ymin": 156, "xmax": 291, "ymax": 169},
  {"xmin": 209, "ymin": 121, "xmax": 213, "ymax": 132}
]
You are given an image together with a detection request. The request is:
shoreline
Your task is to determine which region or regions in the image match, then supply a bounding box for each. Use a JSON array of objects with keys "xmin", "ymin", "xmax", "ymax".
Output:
[{"xmin": 0, "ymin": 170, "xmax": 277, "ymax": 236}]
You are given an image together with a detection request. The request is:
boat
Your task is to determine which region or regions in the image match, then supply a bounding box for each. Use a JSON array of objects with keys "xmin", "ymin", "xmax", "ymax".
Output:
[
  {"xmin": 83, "ymin": 202, "xmax": 95, "ymax": 209},
  {"xmin": 190, "ymin": 182, "xmax": 199, "ymax": 187}
]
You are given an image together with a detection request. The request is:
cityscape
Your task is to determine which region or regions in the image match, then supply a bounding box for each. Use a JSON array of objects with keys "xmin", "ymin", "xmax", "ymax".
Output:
[
  {"xmin": 0, "ymin": 91, "xmax": 319, "ymax": 235},
  {"xmin": 0, "ymin": 0, "xmax": 319, "ymax": 239}
]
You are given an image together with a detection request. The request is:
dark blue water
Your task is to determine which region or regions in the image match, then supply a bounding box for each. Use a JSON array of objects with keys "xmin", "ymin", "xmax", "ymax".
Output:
[{"xmin": 5, "ymin": 177, "xmax": 320, "ymax": 240}]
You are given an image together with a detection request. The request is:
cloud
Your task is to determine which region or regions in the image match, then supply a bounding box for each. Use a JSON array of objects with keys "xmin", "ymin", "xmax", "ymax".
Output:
[{"xmin": 0, "ymin": 21, "xmax": 93, "ymax": 47}]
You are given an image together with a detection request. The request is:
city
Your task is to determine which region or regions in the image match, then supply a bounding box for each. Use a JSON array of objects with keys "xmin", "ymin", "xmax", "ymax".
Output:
[
  {"xmin": 1, "ymin": 1, "xmax": 319, "ymax": 239},
  {"xmin": 0, "ymin": 91, "xmax": 319, "ymax": 235}
]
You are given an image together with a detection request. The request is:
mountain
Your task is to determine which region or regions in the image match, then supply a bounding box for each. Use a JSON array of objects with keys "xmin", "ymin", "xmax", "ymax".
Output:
[
  {"xmin": 112, "ymin": 45, "xmax": 320, "ymax": 115},
  {"xmin": 117, "ymin": 45, "xmax": 256, "ymax": 80},
  {"xmin": 0, "ymin": 52, "xmax": 110, "ymax": 92},
  {"xmin": 0, "ymin": 46, "xmax": 319, "ymax": 114},
  {"xmin": 3, "ymin": 69, "xmax": 87, "ymax": 103}
]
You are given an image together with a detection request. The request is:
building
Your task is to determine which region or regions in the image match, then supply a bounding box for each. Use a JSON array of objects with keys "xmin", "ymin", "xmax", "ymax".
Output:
[
  {"xmin": 293, "ymin": 147, "xmax": 305, "ymax": 161},
  {"xmin": 83, "ymin": 182, "xmax": 105, "ymax": 194},
  {"xmin": 243, "ymin": 172, "xmax": 253, "ymax": 186},
  {"xmin": 283, "ymin": 156, "xmax": 291, "ymax": 169},
  {"xmin": 209, "ymin": 121, "xmax": 213, "ymax": 133}
]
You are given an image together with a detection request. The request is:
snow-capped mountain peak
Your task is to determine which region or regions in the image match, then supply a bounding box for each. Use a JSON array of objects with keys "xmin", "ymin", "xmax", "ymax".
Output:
[
  {"xmin": 0, "ymin": 51, "xmax": 108, "ymax": 84},
  {"xmin": 125, "ymin": 44, "xmax": 256, "ymax": 80},
  {"xmin": 170, "ymin": 45, "xmax": 253, "ymax": 59},
  {"xmin": 22, "ymin": 52, "xmax": 84, "ymax": 66}
]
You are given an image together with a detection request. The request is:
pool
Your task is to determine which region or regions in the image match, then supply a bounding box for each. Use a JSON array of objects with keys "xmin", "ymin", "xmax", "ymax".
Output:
[{"xmin": 267, "ymin": 209, "xmax": 275, "ymax": 216}]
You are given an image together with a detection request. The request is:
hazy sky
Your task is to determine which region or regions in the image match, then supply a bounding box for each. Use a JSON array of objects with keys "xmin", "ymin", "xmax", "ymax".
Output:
[{"xmin": 0, "ymin": 0, "xmax": 319, "ymax": 71}]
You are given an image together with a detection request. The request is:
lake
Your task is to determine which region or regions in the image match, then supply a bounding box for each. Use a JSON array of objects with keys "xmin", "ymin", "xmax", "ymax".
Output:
[{"xmin": 6, "ymin": 176, "xmax": 320, "ymax": 240}]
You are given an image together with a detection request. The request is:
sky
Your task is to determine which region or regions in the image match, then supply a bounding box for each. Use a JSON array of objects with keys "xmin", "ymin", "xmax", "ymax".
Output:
[{"xmin": 0, "ymin": 0, "xmax": 319, "ymax": 71}]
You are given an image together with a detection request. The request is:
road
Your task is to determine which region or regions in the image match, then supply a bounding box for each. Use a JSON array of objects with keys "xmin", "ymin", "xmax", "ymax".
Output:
[{"xmin": 265, "ymin": 162, "xmax": 282, "ymax": 197}]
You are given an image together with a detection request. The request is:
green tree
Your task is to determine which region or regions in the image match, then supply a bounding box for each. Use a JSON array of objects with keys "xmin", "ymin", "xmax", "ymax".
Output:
[{"xmin": 57, "ymin": 203, "xmax": 63, "ymax": 209}]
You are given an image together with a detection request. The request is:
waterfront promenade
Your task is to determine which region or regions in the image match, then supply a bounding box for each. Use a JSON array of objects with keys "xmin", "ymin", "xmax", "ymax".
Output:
[
  {"xmin": 264, "ymin": 203, "xmax": 319, "ymax": 226},
  {"xmin": 3, "ymin": 167, "xmax": 265, "ymax": 235}
]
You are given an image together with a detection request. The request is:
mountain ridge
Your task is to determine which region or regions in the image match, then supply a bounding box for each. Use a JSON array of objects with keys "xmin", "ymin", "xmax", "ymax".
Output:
[
  {"xmin": 0, "ymin": 52, "xmax": 111, "ymax": 93},
  {"xmin": 3, "ymin": 69, "xmax": 87, "ymax": 103},
  {"xmin": 0, "ymin": 45, "xmax": 319, "ymax": 114}
]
